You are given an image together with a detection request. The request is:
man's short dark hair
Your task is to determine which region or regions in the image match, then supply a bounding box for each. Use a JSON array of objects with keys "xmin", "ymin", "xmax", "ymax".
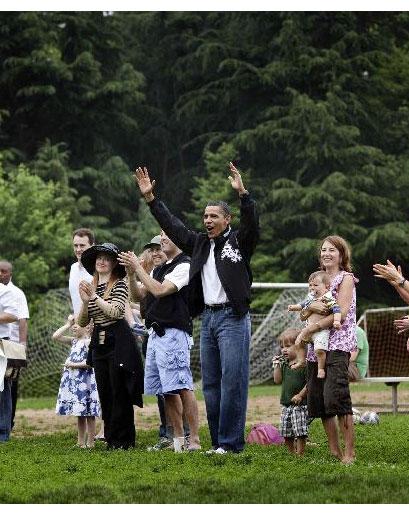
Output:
[
  {"xmin": 206, "ymin": 201, "xmax": 231, "ymax": 217},
  {"xmin": 72, "ymin": 228, "xmax": 95, "ymax": 245}
]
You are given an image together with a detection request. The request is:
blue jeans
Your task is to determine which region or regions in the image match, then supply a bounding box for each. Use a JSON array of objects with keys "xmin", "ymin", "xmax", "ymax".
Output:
[
  {"xmin": 200, "ymin": 307, "xmax": 251, "ymax": 452},
  {"xmin": 0, "ymin": 378, "xmax": 12, "ymax": 442}
]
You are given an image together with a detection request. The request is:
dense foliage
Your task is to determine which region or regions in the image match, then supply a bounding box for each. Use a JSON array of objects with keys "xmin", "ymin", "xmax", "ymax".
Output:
[{"xmin": 1, "ymin": 11, "xmax": 409, "ymax": 311}]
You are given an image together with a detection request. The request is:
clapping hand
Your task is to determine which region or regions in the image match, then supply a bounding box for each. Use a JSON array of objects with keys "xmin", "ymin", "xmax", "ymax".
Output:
[
  {"xmin": 79, "ymin": 281, "xmax": 95, "ymax": 302},
  {"xmin": 373, "ymin": 260, "xmax": 403, "ymax": 285},
  {"xmin": 393, "ymin": 315, "xmax": 409, "ymax": 334},
  {"xmin": 118, "ymin": 251, "xmax": 141, "ymax": 276}
]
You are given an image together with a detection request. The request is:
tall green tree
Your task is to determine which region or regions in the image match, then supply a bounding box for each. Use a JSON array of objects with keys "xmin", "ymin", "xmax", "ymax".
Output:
[{"xmin": 0, "ymin": 156, "xmax": 73, "ymax": 307}]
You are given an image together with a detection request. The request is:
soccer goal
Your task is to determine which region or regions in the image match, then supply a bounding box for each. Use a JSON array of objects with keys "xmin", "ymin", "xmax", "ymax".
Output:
[
  {"xmin": 189, "ymin": 283, "xmax": 309, "ymax": 385},
  {"xmin": 20, "ymin": 284, "xmax": 309, "ymax": 397},
  {"xmin": 358, "ymin": 306, "xmax": 409, "ymax": 378}
]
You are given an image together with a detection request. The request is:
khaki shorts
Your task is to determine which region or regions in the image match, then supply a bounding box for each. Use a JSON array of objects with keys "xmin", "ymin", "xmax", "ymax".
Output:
[
  {"xmin": 307, "ymin": 350, "xmax": 352, "ymax": 418},
  {"xmin": 312, "ymin": 329, "xmax": 330, "ymax": 351}
]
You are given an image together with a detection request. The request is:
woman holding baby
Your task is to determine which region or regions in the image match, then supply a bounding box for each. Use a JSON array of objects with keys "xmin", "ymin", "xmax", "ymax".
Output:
[{"xmin": 296, "ymin": 235, "xmax": 358, "ymax": 464}]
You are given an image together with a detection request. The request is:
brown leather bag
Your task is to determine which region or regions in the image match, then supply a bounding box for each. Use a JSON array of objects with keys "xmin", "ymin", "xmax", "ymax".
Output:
[{"xmin": 348, "ymin": 360, "xmax": 361, "ymax": 382}]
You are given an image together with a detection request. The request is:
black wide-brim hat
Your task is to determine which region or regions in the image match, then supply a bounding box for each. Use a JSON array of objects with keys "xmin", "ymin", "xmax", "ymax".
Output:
[{"xmin": 80, "ymin": 243, "xmax": 126, "ymax": 278}]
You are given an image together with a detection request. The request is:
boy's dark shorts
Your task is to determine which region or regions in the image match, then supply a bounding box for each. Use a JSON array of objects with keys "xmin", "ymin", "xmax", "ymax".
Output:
[{"xmin": 307, "ymin": 350, "xmax": 352, "ymax": 419}]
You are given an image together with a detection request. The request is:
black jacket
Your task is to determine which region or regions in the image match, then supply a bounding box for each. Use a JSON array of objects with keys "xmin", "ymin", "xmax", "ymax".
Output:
[
  {"xmin": 87, "ymin": 319, "xmax": 144, "ymax": 408},
  {"xmin": 148, "ymin": 193, "xmax": 259, "ymax": 318},
  {"xmin": 145, "ymin": 252, "xmax": 193, "ymax": 335}
]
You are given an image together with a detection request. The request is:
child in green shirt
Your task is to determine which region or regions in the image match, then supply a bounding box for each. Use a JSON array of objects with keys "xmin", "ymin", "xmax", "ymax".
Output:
[{"xmin": 273, "ymin": 328, "xmax": 308, "ymax": 456}]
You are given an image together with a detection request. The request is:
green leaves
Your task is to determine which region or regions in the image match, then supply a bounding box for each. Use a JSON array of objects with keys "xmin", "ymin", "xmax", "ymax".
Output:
[{"xmin": 0, "ymin": 159, "xmax": 72, "ymax": 305}]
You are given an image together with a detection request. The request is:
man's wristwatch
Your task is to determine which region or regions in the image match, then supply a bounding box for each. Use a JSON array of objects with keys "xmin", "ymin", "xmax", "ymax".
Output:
[{"xmin": 399, "ymin": 278, "xmax": 406, "ymax": 288}]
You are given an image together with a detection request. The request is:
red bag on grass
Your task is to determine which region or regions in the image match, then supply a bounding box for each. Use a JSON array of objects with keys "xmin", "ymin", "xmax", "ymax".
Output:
[{"xmin": 246, "ymin": 423, "xmax": 284, "ymax": 446}]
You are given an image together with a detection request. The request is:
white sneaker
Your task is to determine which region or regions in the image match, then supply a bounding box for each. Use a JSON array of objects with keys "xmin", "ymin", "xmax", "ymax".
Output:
[
  {"xmin": 146, "ymin": 437, "xmax": 174, "ymax": 452},
  {"xmin": 206, "ymin": 447, "xmax": 227, "ymax": 455},
  {"xmin": 173, "ymin": 436, "xmax": 185, "ymax": 453}
]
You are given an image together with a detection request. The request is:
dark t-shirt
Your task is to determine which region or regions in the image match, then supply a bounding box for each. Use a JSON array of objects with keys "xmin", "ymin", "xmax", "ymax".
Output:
[{"xmin": 280, "ymin": 362, "xmax": 307, "ymax": 407}]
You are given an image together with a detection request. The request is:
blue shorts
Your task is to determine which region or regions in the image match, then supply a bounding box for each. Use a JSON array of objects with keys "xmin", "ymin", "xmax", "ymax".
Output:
[{"xmin": 144, "ymin": 328, "xmax": 194, "ymax": 395}]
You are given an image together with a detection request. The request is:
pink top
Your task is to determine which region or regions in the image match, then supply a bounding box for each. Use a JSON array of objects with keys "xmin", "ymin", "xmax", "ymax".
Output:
[{"xmin": 307, "ymin": 271, "xmax": 358, "ymax": 362}]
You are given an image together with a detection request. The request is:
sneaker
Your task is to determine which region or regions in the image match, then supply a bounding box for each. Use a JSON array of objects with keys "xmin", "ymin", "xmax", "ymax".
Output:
[
  {"xmin": 187, "ymin": 443, "xmax": 202, "ymax": 452},
  {"xmin": 205, "ymin": 447, "xmax": 227, "ymax": 455},
  {"xmin": 173, "ymin": 436, "xmax": 186, "ymax": 453},
  {"xmin": 147, "ymin": 437, "xmax": 174, "ymax": 452}
]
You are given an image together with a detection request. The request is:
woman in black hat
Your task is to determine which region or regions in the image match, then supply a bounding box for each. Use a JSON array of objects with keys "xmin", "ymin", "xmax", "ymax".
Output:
[{"xmin": 77, "ymin": 243, "xmax": 143, "ymax": 450}]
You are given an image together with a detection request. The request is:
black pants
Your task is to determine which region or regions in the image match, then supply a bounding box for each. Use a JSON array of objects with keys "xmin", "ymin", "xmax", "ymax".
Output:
[{"xmin": 92, "ymin": 344, "xmax": 135, "ymax": 449}]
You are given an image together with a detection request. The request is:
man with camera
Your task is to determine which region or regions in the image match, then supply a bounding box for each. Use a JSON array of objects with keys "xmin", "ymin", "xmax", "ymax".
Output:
[
  {"xmin": 0, "ymin": 281, "xmax": 19, "ymax": 442},
  {"xmin": 118, "ymin": 232, "xmax": 200, "ymax": 452}
]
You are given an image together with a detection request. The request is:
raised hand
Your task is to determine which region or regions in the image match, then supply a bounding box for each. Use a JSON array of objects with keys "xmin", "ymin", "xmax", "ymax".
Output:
[
  {"xmin": 228, "ymin": 162, "xmax": 246, "ymax": 195},
  {"xmin": 373, "ymin": 259, "xmax": 403, "ymax": 284},
  {"xmin": 134, "ymin": 166, "xmax": 155, "ymax": 201}
]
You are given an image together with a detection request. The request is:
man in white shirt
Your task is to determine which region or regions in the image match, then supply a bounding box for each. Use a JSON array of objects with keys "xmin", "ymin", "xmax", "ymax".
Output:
[
  {"xmin": 69, "ymin": 228, "xmax": 95, "ymax": 315},
  {"xmin": 68, "ymin": 228, "xmax": 106, "ymax": 439},
  {"xmin": 119, "ymin": 232, "xmax": 201, "ymax": 452},
  {"xmin": 0, "ymin": 260, "xmax": 29, "ymax": 430},
  {"xmin": 0, "ymin": 281, "xmax": 18, "ymax": 442},
  {"xmin": 135, "ymin": 163, "xmax": 259, "ymax": 453}
]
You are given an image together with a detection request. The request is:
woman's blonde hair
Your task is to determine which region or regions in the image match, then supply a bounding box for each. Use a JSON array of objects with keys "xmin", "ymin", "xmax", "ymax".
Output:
[
  {"xmin": 139, "ymin": 248, "xmax": 155, "ymax": 274},
  {"xmin": 318, "ymin": 235, "xmax": 352, "ymax": 272}
]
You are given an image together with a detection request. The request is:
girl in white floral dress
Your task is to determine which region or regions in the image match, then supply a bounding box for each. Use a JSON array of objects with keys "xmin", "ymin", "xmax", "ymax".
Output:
[{"xmin": 53, "ymin": 314, "xmax": 100, "ymax": 448}]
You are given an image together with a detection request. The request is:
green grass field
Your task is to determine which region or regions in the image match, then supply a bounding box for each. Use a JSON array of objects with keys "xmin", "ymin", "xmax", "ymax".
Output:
[{"xmin": 2, "ymin": 386, "xmax": 409, "ymax": 503}]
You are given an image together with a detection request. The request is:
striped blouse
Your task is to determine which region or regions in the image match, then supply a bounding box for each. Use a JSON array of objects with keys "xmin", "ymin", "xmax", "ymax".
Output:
[{"xmin": 78, "ymin": 279, "xmax": 128, "ymax": 344}]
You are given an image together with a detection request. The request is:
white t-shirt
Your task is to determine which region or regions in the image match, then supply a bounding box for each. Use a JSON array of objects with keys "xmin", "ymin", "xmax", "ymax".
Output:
[
  {"xmin": 150, "ymin": 260, "xmax": 190, "ymax": 292},
  {"xmin": 7, "ymin": 282, "xmax": 29, "ymax": 342},
  {"xmin": 69, "ymin": 261, "xmax": 93, "ymax": 315},
  {"xmin": 0, "ymin": 283, "xmax": 19, "ymax": 339},
  {"xmin": 201, "ymin": 239, "xmax": 228, "ymax": 305},
  {"xmin": 164, "ymin": 261, "xmax": 190, "ymax": 291}
]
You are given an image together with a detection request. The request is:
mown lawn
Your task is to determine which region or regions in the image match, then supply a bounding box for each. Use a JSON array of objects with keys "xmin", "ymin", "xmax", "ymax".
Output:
[
  {"xmin": 1, "ymin": 411, "xmax": 409, "ymax": 503},
  {"xmin": 17, "ymin": 381, "xmax": 409, "ymax": 410}
]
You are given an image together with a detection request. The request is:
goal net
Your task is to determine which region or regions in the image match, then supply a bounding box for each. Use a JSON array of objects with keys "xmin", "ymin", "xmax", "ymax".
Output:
[
  {"xmin": 19, "ymin": 288, "xmax": 74, "ymax": 398},
  {"xmin": 359, "ymin": 307, "xmax": 409, "ymax": 377},
  {"xmin": 19, "ymin": 284, "xmax": 309, "ymax": 397}
]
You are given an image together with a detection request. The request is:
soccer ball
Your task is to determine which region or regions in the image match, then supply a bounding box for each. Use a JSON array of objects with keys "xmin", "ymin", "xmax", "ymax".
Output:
[
  {"xmin": 352, "ymin": 407, "xmax": 361, "ymax": 425},
  {"xmin": 360, "ymin": 411, "xmax": 380, "ymax": 424}
]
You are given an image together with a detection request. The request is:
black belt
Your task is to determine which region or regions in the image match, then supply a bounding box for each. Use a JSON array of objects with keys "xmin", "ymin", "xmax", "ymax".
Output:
[{"xmin": 204, "ymin": 302, "xmax": 232, "ymax": 311}]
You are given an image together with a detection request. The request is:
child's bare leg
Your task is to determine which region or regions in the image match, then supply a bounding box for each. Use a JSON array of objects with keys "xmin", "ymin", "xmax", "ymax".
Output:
[
  {"xmin": 315, "ymin": 349, "xmax": 326, "ymax": 378},
  {"xmin": 284, "ymin": 437, "xmax": 295, "ymax": 454},
  {"xmin": 291, "ymin": 342, "xmax": 306, "ymax": 370},
  {"xmin": 295, "ymin": 436, "xmax": 306, "ymax": 456},
  {"xmin": 95, "ymin": 419, "xmax": 104, "ymax": 439},
  {"xmin": 77, "ymin": 416, "xmax": 86, "ymax": 447},
  {"xmin": 86, "ymin": 416, "xmax": 96, "ymax": 448}
]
